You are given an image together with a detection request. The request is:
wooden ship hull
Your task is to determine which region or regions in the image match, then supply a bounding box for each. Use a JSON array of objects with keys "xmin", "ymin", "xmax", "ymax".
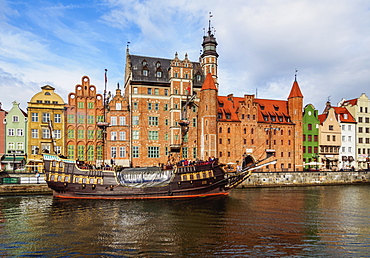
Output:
[{"xmin": 43, "ymin": 154, "xmax": 261, "ymax": 200}]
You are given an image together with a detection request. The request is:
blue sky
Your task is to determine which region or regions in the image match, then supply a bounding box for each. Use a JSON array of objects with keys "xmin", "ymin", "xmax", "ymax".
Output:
[{"xmin": 1, "ymin": 0, "xmax": 370, "ymax": 112}]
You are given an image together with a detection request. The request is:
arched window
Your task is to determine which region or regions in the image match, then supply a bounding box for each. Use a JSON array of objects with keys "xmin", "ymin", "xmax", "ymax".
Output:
[
  {"xmin": 219, "ymin": 127, "xmax": 222, "ymax": 133},
  {"xmin": 227, "ymin": 127, "xmax": 231, "ymax": 133}
]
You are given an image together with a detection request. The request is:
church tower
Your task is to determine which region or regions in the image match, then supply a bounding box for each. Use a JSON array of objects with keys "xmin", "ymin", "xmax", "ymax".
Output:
[
  {"xmin": 198, "ymin": 73, "xmax": 218, "ymax": 160},
  {"xmin": 200, "ymin": 16, "xmax": 219, "ymax": 88}
]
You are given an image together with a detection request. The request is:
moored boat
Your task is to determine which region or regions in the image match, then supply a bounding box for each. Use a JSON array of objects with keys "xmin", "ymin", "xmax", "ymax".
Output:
[{"xmin": 43, "ymin": 152, "xmax": 276, "ymax": 199}]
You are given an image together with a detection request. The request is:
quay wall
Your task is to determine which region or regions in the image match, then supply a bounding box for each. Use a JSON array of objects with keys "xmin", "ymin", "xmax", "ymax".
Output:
[{"xmin": 239, "ymin": 170, "xmax": 370, "ymax": 187}]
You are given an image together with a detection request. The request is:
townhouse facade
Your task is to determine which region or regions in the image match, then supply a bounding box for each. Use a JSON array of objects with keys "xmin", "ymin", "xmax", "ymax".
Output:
[
  {"xmin": 339, "ymin": 93, "xmax": 370, "ymax": 170},
  {"xmin": 2, "ymin": 101, "xmax": 27, "ymax": 171},
  {"xmin": 27, "ymin": 85, "xmax": 65, "ymax": 172},
  {"xmin": 302, "ymin": 104, "xmax": 320, "ymax": 170}
]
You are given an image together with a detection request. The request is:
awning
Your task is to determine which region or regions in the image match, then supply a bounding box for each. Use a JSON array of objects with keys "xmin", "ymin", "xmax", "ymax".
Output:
[
  {"xmin": 1, "ymin": 156, "xmax": 25, "ymax": 164},
  {"xmin": 342, "ymin": 156, "xmax": 348, "ymax": 161}
]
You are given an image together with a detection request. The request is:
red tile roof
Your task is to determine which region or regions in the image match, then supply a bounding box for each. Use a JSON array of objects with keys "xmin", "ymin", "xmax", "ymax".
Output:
[
  {"xmin": 332, "ymin": 107, "xmax": 356, "ymax": 123},
  {"xmin": 288, "ymin": 80, "xmax": 303, "ymax": 99},
  {"xmin": 342, "ymin": 98, "xmax": 357, "ymax": 106},
  {"xmin": 201, "ymin": 73, "xmax": 218, "ymax": 91},
  {"xmin": 217, "ymin": 96, "xmax": 292, "ymax": 124}
]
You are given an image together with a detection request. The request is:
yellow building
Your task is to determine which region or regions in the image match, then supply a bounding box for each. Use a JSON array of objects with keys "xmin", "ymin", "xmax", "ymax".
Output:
[{"xmin": 27, "ymin": 85, "xmax": 66, "ymax": 172}]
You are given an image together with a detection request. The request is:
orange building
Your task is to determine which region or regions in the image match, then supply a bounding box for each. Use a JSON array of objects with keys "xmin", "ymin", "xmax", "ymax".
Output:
[
  {"xmin": 106, "ymin": 84, "xmax": 130, "ymax": 166},
  {"xmin": 65, "ymin": 76, "xmax": 105, "ymax": 164}
]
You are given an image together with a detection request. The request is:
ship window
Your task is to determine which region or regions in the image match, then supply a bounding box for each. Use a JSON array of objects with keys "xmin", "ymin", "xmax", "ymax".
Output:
[
  {"xmin": 182, "ymin": 175, "xmax": 187, "ymax": 181},
  {"xmin": 202, "ymin": 172, "xmax": 206, "ymax": 178},
  {"xmin": 190, "ymin": 174, "xmax": 194, "ymax": 180},
  {"xmin": 97, "ymin": 179, "xmax": 102, "ymax": 184},
  {"xmin": 59, "ymin": 162, "xmax": 63, "ymax": 168},
  {"xmin": 82, "ymin": 178, "xmax": 87, "ymax": 184},
  {"xmin": 50, "ymin": 175, "xmax": 55, "ymax": 181},
  {"xmin": 64, "ymin": 176, "xmax": 69, "ymax": 182},
  {"xmin": 52, "ymin": 161, "xmax": 56, "ymax": 167},
  {"xmin": 75, "ymin": 177, "xmax": 79, "ymax": 183},
  {"xmin": 89, "ymin": 178, "xmax": 94, "ymax": 184},
  {"xmin": 196, "ymin": 174, "xmax": 201, "ymax": 179},
  {"xmin": 57, "ymin": 176, "xmax": 62, "ymax": 182}
]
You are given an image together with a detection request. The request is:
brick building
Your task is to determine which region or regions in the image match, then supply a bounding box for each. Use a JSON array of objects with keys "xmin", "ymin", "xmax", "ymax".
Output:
[
  {"xmin": 65, "ymin": 76, "xmax": 104, "ymax": 164},
  {"xmin": 121, "ymin": 23, "xmax": 304, "ymax": 171}
]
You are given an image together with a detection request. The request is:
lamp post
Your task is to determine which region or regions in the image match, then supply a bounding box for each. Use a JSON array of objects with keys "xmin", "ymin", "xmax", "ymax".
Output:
[{"xmin": 12, "ymin": 151, "xmax": 16, "ymax": 173}]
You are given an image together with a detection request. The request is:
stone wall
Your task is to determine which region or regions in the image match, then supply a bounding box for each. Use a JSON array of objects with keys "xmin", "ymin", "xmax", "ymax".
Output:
[{"xmin": 239, "ymin": 171, "xmax": 370, "ymax": 187}]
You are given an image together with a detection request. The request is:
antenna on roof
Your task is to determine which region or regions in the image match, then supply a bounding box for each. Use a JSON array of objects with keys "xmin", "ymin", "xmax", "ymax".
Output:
[
  {"xmin": 208, "ymin": 12, "xmax": 213, "ymax": 34},
  {"xmin": 327, "ymin": 95, "xmax": 331, "ymax": 102},
  {"xmin": 256, "ymin": 88, "xmax": 258, "ymax": 98}
]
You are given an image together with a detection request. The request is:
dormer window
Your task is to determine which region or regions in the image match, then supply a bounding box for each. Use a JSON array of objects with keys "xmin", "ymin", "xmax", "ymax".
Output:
[
  {"xmin": 226, "ymin": 114, "xmax": 231, "ymax": 119},
  {"xmin": 156, "ymin": 71, "xmax": 162, "ymax": 77},
  {"xmin": 218, "ymin": 113, "xmax": 223, "ymax": 119},
  {"xmin": 142, "ymin": 69, "xmax": 149, "ymax": 76},
  {"xmin": 263, "ymin": 115, "xmax": 268, "ymax": 121},
  {"xmin": 260, "ymin": 105, "xmax": 265, "ymax": 110},
  {"xmin": 219, "ymin": 102, "xmax": 224, "ymax": 107},
  {"xmin": 156, "ymin": 61, "xmax": 161, "ymax": 68},
  {"xmin": 196, "ymin": 74, "xmax": 201, "ymax": 82},
  {"xmin": 274, "ymin": 105, "xmax": 279, "ymax": 111},
  {"xmin": 142, "ymin": 60, "xmax": 147, "ymax": 66}
]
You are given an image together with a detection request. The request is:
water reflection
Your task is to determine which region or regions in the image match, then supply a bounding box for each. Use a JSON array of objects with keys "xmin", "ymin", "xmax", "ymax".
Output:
[{"xmin": 0, "ymin": 185, "xmax": 369, "ymax": 257}]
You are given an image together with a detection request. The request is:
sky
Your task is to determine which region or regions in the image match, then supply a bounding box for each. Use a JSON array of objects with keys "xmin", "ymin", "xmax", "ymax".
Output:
[{"xmin": 1, "ymin": 0, "xmax": 370, "ymax": 113}]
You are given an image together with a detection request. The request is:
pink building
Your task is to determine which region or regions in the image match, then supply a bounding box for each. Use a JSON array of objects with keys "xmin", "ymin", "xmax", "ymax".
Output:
[{"xmin": 0, "ymin": 103, "xmax": 8, "ymax": 170}]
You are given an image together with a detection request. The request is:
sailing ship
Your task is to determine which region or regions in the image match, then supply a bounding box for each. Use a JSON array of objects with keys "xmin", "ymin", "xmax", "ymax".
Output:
[{"xmin": 43, "ymin": 71, "xmax": 276, "ymax": 199}]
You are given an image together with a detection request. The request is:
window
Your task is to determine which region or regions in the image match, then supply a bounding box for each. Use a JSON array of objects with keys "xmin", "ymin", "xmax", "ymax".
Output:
[
  {"xmin": 154, "ymin": 88, "xmax": 159, "ymax": 95},
  {"xmin": 111, "ymin": 131, "xmax": 117, "ymax": 140},
  {"xmin": 359, "ymin": 138, "xmax": 363, "ymax": 143},
  {"xmin": 367, "ymin": 118, "xmax": 370, "ymax": 123},
  {"xmin": 77, "ymin": 130, "xmax": 84, "ymax": 139},
  {"xmin": 111, "ymin": 147, "xmax": 117, "ymax": 158},
  {"xmin": 87, "ymin": 146, "xmax": 94, "ymax": 161},
  {"xmin": 87, "ymin": 130, "xmax": 94, "ymax": 139},
  {"xmin": 143, "ymin": 69, "xmax": 148, "ymax": 76},
  {"xmin": 132, "ymin": 116, "xmax": 139, "ymax": 125},
  {"xmin": 111, "ymin": 116, "xmax": 117, "ymax": 126},
  {"xmin": 164, "ymin": 104, "xmax": 168, "ymax": 111},
  {"xmin": 348, "ymin": 125, "xmax": 352, "ymax": 131},
  {"xmin": 148, "ymin": 88, "xmax": 152, "ymax": 95},
  {"xmin": 31, "ymin": 113, "xmax": 38, "ymax": 122},
  {"xmin": 133, "ymin": 130, "xmax": 139, "ymax": 140},
  {"xmin": 42, "ymin": 128, "xmax": 50, "ymax": 139},
  {"xmin": 119, "ymin": 131, "xmax": 126, "ymax": 140},
  {"xmin": 54, "ymin": 114, "xmax": 61, "ymax": 123},
  {"xmin": 16, "ymin": 129, "xmax": 23, "ymax": 137},
  {"xmin": 120, "ymin": 117, "xmax": 126, "ymax": 125},
  {"xmin": 96, "ymin": 115, "xmax": 104, "ymax": 122},
  {"xmin": 88, "ymin": 102, "xmax": 94, "ymax": 109},
  {"xmin": 155, "ymin": 103, "xmax": 159, "ymax": 110},
  {"xmin": 67, "ymin": 114, "xmax": 75, "ymax": 123},
  {"xmin": 77, "ymin": 115, "xmax": 84, "ymax": 124},
  {"xmin": 308, "ymin": 146, "xmax": 312, "ymax": 153},
  {"xmin": 193, "ymin": 118, "xmax": 197, "ymax": 127},
  {"xmin": 12, "ymin": 116, "xmax": 19, "ymax": 123},
  {"xmin": 164, "ymin": 89, "xmax": 168, "ymax": 96},
  {"xmin": 8, "ymin": 142, "xmax": 14, "ymax": 150},
  {"xmin": 359, "ymin": 127, "xmax": 363, "ymax": 133},
  {"xmin": 148, "ymin": 146, "xmax": 160, "ymax": 158},
  {"xmin": 87, "ymin": 115, "xmax": 94, "ymax": 124},
  {"xmin": 115, "ymin": 103, "xmax": 121, "ymax": 110},
  {"xmin": 148, "ymin": 116, "xmax": 159, "ymax": 126},
  {"xmin": 54, "ymin": 130, "xmax": 61, "ymax": 139},
  {"xmin": 78, "ymin": 102, "xmax": 84, "ymax": 109},
  {"xmin": 303, "ymin": 134, "xmax": 306, "ymax": 141},
  {"xmin": 327, "ymin": 135, "xmax": 330, "ymax": 141},
  {"xmin": 31, "ymin": 129, "xmax": 38, "ymax": 138},
  {"xmin": 42, "ymin": 113, "xmax": 50, "ymax": 123},
  {"xmin": 149, "ymin": 131, "xmax": 159, "ymax": 140},
  {"xmin": 359, "ymin": 117, "xmax": 363, "ymax": 123},
  {"xmin": 132, "ymin": 146, "xmax": 139, "ymax": 158},
  {"xmin": 68, "ymin": 130, "xmax": 74, "ymax": 139},
  {"xmin": 308, "ymin": 124, "xmax": 312, "ymax": 130},
  {"xmin": 133, "ymin": 87, "xmax": 138, "ymax": 94},
  {"xmin": 329, "ymin": 125, "xmax": 333, "ymax": 130},
  {"xmin": 348, "ymin": 136, "xmax": 352, "ymax": 142},
  {"xmin": 148, "ymin": 103, "xmax": 152, "ymax": 110},
  {"xmin": 308, "ymin": 135, "xmax": 312, "ymax": 142},
  {"xmin": 78, "ymin": 145, "xmax": 84, "ymax": 160},
  {"xmin": 119, "ymin": 147, "xmax": 126, "ymax": 158},
  {"xmin": 97, "ymin": 146, "xmax": 102, "ymax": 160},
  {"xmin": 31, "ymin": 146, "xmax": 39, "ymax": 155}
]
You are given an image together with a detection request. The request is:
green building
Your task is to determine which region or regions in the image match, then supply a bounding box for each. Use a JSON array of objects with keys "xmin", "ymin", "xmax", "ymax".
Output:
[
  {"xmin": 302, "ymin": 104, "xmax": 320, "ymax": 170},
  {"xmin": 1, "ymin": 101, "xmax": 28, "ymax": 172}
]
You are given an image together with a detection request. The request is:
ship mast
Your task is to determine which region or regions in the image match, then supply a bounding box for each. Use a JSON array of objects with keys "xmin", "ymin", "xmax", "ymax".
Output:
[
  {"xmin": 178, "ymin": 92, "xmax": 197, "ymax": 160},
  {"xmin": 97, "ymin": 69, "xmax": 110, "ymax": 165}
]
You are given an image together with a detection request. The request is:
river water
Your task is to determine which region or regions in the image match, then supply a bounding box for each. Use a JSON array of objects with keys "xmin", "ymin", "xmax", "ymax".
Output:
[{"xmin": 0, "ymin": 185, "xmax": 369, "ymax": 257}]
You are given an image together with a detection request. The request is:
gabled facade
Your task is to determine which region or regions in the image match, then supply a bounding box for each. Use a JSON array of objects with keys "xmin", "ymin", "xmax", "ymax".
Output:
[
  {"xmin": 27, "ymin": 85, "xmax": 65, "ymax": 172},
  {"xmin": 318, "ymin": 105, "xmax": 341, "ymax": 170},
  {"xmin": 302, "ymin": 104, "xmax": 320, "ymax": 170},
  {"xmin": 331, "ymin": 106, "xmax": 356, "ymax": 170},
  {"xmin": 65, "ymin": 76, "xmax": 104, "ymax": 163},
  {"xmin": 106, "ymin": 84, "xmax": 130, "ymax": 166},
  {"xmin": 2, "ymin": 101, "xmax": 27, "ymax": 172},
  {"xmin": 339, "ymin": 93, "xmax": 370, "ymax": 170}
]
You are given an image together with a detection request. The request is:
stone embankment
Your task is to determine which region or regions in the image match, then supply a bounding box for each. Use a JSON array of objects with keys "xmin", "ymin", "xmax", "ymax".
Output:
[{"xmin": 239, "ymin": 170, "xmax": 370, "ymax": 187}]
